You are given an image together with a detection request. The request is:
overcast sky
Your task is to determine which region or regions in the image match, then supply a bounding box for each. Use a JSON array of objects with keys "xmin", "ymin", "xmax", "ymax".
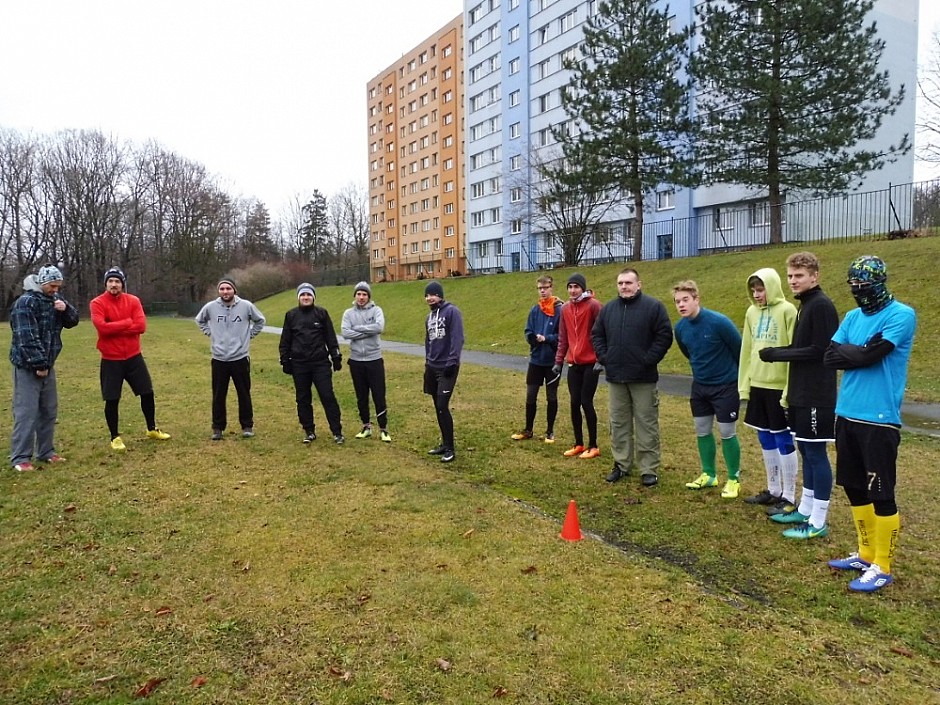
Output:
[{"xmin": 1, "ymin": 0, "xmax": 937, "ymax": 214}]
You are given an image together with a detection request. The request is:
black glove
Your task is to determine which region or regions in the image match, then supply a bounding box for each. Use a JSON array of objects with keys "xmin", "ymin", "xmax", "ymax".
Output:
[
  {"xmin": 444, "ymin": 364, "xmax": 458, "ymax": 378},
  {"xmin": 758, "ymin": 347, "xmax": 777, "ymax": 362},
  {"xmin": 281, "ymin": 361, "xmax": 293, "ymax": 375},
  {"xmin": 551, "ymin": 364, "xmax": 562, "ymax": 377},
  {"xmin": 332, "ymin": 356, "xmax": 342, "ymax": 372},
  {"xmin": 592, "ymin": 362, "xmax": 604, "ymax": 373}
]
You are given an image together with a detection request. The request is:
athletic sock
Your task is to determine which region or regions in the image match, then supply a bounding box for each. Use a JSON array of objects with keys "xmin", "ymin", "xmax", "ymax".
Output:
[
  {"xmin": 696, "ymin": 434, "xmax": 717, "ymax": 477},
  {"xmin": 779, "ymin": 450, "xmax": 798, "ymax": 504},
  {"xmin": 872, "ymin": 512, "xmax": 900, "ymax": 573},
  {"xmin": 762, "ymin": 449, "xmax": 781, "ymax": 496},
  {"xmin": 809, "ymin": 498, "xmax": 830, "ymax": 529},
  {"xmin": 797, "ymin": 488, "xmax": 815, "ymax": 518},
  {"xmin": 720, "ymin": 435, "xmax": 741, "ymax": 480},
  {"xmin": 850, "ymin": 504, "xmax": 877, "ymax": 564}
]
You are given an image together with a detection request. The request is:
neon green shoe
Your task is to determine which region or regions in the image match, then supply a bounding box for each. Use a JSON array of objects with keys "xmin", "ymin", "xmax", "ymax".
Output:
[
  {"xmin": 110, "ymin": 436, "xmax": 127, "ymax": 452},
  {"xmin": 685, "ymin": 473, "xmax": 718, "ymax": 489},
  {"xmin": 720, "ymin": 479, "xmax": 741, "ymax": 499},
  {"xmin": 355, "ymin": 425, "xmax": 373, "ymax": 439},
  {"xmin": 146, "ymin": 429, "xmax": 171, "ymax": 440},
  {"xmin": 380, "ymin": 430, "xmax": 392, "ymax": 443}
]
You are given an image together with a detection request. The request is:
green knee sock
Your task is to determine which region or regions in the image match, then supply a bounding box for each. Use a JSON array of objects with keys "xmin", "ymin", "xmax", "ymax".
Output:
[
  {"xmin": 696, "ymin": 434, "xmax": 717, "ymax": 477},
  {"xmin": 721, "ymin": 435, "xmax": 741, "ymax": 480}
]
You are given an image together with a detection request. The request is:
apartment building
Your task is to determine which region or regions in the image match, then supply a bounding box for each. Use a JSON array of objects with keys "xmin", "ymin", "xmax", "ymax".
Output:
[
  {"xmin": 462, "ymin": 0, "xmax": 918, "ymax": 271},
  {"xmin": 366, "ymin": 15, "xmax": 466, "ymax": 282}
]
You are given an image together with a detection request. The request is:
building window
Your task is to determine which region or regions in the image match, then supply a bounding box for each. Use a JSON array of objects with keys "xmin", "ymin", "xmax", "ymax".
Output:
[
  {"xmin": 714, "ymin": 207, "xmax": 733, "ymax": 231},
  {"xmin": 510, "ymin": 187, "xmax": 523, "ymax": 202},
  {"xmin": 559, "ymin": 11, "xmax": 576, "ymax": 33},
  {"xmin": 510, "ymin": 155, "xmax": 521, "ymax": 170},
  {"xmin": 510, "ymin": 122, "xmax": 520, "ymax": 138},
  {"xmin": 510, "ymin": 219, "xmax": 522, "ymax": 234},
  {"xmin": 509, "ymin": 90, "xmax": 520, "ymax": 107},
  {"xmin": 509, "ymin": 25, "xmax": 520, "ymax": 42},
  {"xmin": 509, "ymin": 57, "xmax": 520, "ymax": 75},
  {"xmin": 656, "ymin": 190, "xmax": 675, "ymax": 211}
]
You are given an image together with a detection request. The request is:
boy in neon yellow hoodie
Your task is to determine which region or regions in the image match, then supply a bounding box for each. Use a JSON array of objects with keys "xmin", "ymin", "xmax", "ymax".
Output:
[{"xmin": 738, "ymin": 268, "xmax": 797, "ymax": 512}]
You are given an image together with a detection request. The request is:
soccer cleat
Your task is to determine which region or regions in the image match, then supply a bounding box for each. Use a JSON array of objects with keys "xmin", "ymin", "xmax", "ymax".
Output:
[
  {"xmin": 380, "ymin": 430, "xmax": 392, "ymax": 443},
  {"xmin": 782, "ymin": 522, "xmax": 829, "ymax": 539},
  {"xmin": 110, "ymin": 437, "xmax": 127, "ymax": 452},
  {"xmin": 828, "ymin": 553, "xmax": 871, "ymax": 572},
  {"xmin": 303, "ymin": 432, "xmax": 317, "ymax": 444},
  {"xmin": 355, "ymin": 425, "xmax": 373, "ymax": 439},
  {"xmin": 563, "ymin": 445, "xmax": 586, "ymax": 458},
  {"xmin": 579, "ymin": 447, "xmax": 600, "ymax": 459},
  {"xmin": 242, "ymin": 428, "xmax": 255, "ymax": 438},
  {"xmin": 744, "ymin": 489, "xmax": 777, "ymax": 505},
  {"xmin": 428, "ymin": 445, "xmax": 447, "ymax": 455},
  {"xmin": 147, "ymin": 429, "xmax": 171, "ymax": 441},
  {"xmin": 765, "ymin": 499, "xmax": 797, "ymax": 516},
  {"xmin": 770, "ymin": 509, "xmax": 810, "ymax": 524},
  {"xmin": 334, "ymin": 434, "xmax": 345, "ymax": 445},
  {"xmin": 685, "ymin": 473, "xmax": 718, "ymax": 489},
  {"xmin": 720, "ymin": 479, "xmax": 741, "ymax": 499},
  {"xmin": 41, "ymin": 454, "xmax": 66, "ymax": 464},
  {"xmin": 13, "ymin": 462, "xmax": 36, "ymax": 472},
  {"xmin": 848, "ymin": 563, "xmax": 893, "ymax": 592},
  {"xmin": 511, "ymin": 430, "xmax": 533, "ymax": 440},
  {"xmin": 211, "ymin": 429, "xmax": 223, "ymax": 441},
  {"xmin": 441, "ymin": 449, "xmax": 456, "ymax": 463},
  {"xmin": 543, "ymin": 433, "xmax": 555, "ymax": 444}
]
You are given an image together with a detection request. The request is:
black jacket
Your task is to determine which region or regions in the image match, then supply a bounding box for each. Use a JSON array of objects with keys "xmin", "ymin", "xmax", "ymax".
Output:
[
  {"xmin": 759, "ymin": 286, "xmax": 839, "ymax": 407},
  {"xmin": 279, "ymin": 305, "xmax": 340, "ymax": 369},
  {"xmin": 591, "ymin": 292, "xmax": 673, "ymax": 384}
]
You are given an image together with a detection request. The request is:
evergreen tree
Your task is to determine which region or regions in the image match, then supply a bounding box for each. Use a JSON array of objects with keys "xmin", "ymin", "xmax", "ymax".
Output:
[
  {"xmin": 298, "ymin": 190, "xmax": 329, "ymax": 264},
  {"xmin": 556, "ymin": 0, "xmax": 692, "ymax": 261},
  {"xmin": 690, "ymin": 0, "xmax": 908, "ymax": 244}
]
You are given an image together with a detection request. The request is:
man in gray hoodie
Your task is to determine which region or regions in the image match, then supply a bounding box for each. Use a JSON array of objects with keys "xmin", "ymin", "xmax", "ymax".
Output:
[
  {"xmin": 195, "ymin": 277, "xmax": 266, "ymax": 439},
  {"xmin": 341, "ymin": 281, "xmax": 390, "ymax": 442}
]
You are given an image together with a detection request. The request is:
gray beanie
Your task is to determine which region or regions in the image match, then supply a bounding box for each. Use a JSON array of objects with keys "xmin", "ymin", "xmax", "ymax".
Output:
[
  {"xmin": 218, "ymin": 277, "xmax": 237, "ymax": 293},
  {"xmin": 297, "ymin": 282, "xmax": 316, "ymax": 299},
  {"xmin": 354, "ymin": 281, "xmax": 372, "ymax": 297},
  {"xmin": 567, "ymin": 273, "xmax": 587, "ymax": 290},
  {"xmin": 424, "ymin": 280, "xmax": 444, "ymax": 298},
  {"xmin": 37, "ymin": 265, "xmax": 64, "ymax": 285}
]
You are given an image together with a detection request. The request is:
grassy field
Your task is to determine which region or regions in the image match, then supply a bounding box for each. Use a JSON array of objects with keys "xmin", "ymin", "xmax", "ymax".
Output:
[{"xmin": 1, "ymin": 237, "xmax": 939, "ymax": 703}]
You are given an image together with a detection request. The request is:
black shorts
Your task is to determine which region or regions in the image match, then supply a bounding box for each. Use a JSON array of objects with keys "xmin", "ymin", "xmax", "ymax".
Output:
[
  {"xmin": 100, "ymin": 354, "xmax": 153, "ymax": 401},
  {"xmin": 835, "ymin": 417, "xmax": 900, "ymax": 501},
  {"xmin": 743, "ymin": 386, "xmax": 789, "ymax": 433},
  {"xmin": 526, "ymin": 363, "xmax": 560, "ymax": 388},
  {"xmin": 424, "ymin": 364, "xmax": 459, "ymax": 397},
  {"xmin": 690, "ymin": 381, "xmax": 740, "ymax": 424},
  {"xmin": 789, "ymin": 405, "xmax": 835, "ymax": 443}
]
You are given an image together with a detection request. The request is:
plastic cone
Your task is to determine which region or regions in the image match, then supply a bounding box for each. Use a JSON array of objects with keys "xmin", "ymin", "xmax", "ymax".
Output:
[{"xmin": 559, "ymin": 499, "xmax": 583, "ymax": 541}]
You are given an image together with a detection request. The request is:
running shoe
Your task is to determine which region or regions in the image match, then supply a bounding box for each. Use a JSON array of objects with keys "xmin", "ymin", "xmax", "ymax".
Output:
[
  {"xmin": 744, "ymin": 489, "xmax": 777, "ymax": 505},
  {"xmin": 110, "ymin": 437, "xmax": 126, "ymax": 452},
  {"xmin": 563, "ymin": 445, "xmax": 586, "ymax": 458},
  {"xmin": 848, "ymin": 563, "xmax": 893, "ymax": 592},
  {"xmin": 827, "ymin": 553, "xmax": 871, "ymax": 572},
  {"xmin": 380, "ymin": 430, "xmax": 392, "ymax": 443},
  {"xmin": 543, "ymin": 433, "xmax": 555, "ymax": 444},
  {"xmin": 578, "ymin": 447, "xmax": 600, "ymax": 459},
  {"xmin": 770, "ymin": 509, "xmax": 810, "ymax": 524},
  {"xmin": 720, "ymin": 479, "xmax": 741, "ymax": 499},
  {"xmin": 782, "ymin": 522, "xmax": 829, "ymax": 539},
  {"xmin": 511, "ymin": 430, "xmax": 533, "ymax": 440},
  {"xmin": 13, "ymin": 462, "xmax": 36, "ymax": 472},
  {"xmin": 146, "ymin": 429, "xmax": 171, "ymax": 440},
  {"xmin": 41, "ymin": 454, "xmax": 66, "ymax": 464},
  {"xmin": 685, "ymin": 473, "xmax": 718, "ymax": 489}
]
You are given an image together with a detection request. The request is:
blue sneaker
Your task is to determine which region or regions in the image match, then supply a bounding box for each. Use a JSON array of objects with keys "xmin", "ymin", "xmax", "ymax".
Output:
[
  {"xmin": 782, "ymin": 522, "xmax": 829, "ymax": 540},
  {"xmin": 848, "ymin": 563, "xmax": 893, "ymax": 592},
  {"xmin": 828, "ymin": 553, "xmax": 871, "ymax": 571},
  {"xmin": 770, "ymin": 509, "xmax": 809, "ymax": 524}
]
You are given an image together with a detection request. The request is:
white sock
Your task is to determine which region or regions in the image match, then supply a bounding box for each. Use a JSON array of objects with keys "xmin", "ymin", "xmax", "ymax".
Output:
[
  {"xmin": 797, "ymin": 488, "xmax": 815, "ymax": 517},
  {"xmin": 779, "ymin": 450, "xmax": 799, "ymax": 503},
  {"xmin": 810, "ymin": 499, "xmax": 830, "ymax": 529},
  {"xmin": 762, "ymin": 449, "xmax": 781, "ymax": 496}
]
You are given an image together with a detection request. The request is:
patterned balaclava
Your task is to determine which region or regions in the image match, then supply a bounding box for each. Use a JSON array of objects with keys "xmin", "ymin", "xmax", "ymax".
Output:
[{"xmin": 847, "ymin": 255, "xmax": 893, "ymax": 314}]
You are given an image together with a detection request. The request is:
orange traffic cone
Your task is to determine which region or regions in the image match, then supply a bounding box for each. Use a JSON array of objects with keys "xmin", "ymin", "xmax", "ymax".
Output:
[{"xmin": 559, "ymin": 499, "xmax": 583, "ymax": 541}]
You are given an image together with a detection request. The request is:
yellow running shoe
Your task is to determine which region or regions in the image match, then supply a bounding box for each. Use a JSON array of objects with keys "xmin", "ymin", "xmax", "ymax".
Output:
[
  {"xmin": 110, "ymin": 436, "xmax": 127, "ymax": 452},
  {"xmin": 685, "ymin": 473, "xmax": 718, "ymax": 489},
  {"xmin": 720, "ymin": 479, "xmax": 741, "ymax": 499},
  {"xmin": 146, "ymin": 429, "xmax": 171, "ymax": 441}
]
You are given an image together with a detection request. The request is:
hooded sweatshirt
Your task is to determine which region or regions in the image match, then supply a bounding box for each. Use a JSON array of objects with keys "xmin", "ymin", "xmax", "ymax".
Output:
[
  {"xmin": 194, "ymin": 295, "xmax": 266, "ymax": 362},
  {"xmin": 555, "ymin": 290, "xmax": 602, "ymax": 366},
  {"xmin": 341, "ymin": 299, "xmax": 385, "ymax": 362},
  {"xmin": 738, "ymin": 267, "xmax": 797, "ymax": 399},
  {"xmin": 524, "ymin": 296, "xmax": 564, "ymax": 366},
  {"xmin": 425, "ymin": 300, "xmax": 464, "ymax": 368}
]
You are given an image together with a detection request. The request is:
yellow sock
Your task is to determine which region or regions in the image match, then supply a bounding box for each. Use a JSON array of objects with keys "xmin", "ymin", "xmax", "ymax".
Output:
[
  {"xmin": 872, "ymin": 513, "xmax": 900, "ymax": 574},
  {"xmin": 850, "ymin": 504, "xmax": 876, "ymax": 563}
]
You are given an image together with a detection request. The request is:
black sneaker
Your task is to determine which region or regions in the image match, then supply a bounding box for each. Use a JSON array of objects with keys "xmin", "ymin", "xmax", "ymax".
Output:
[
  {"xmin": 428, "ymin": 445, "xmax": 447, "ymax": 455},
  {"xmin": 211, "ymin": 429, "xmax": 223, "ymax": 441},
  {"xmin": 606, "ymin": 464, "xmax": 625, "ymax": 483},
  {"xmin": 303, "ymin": 432, "xmax": 316, "ymax": 444},
  {"xmin": 241, "ymin": 427, "xmax": 254, "ymax": 438},
  {"xmin": 641, "ymin": 473, "xmax": 659, "ymax": 487},
  {"xmin": 744, "ymin": 489, "xmax": 777, "ymax": 505},
  {"xmin": 441, "ymin": 449, "xmax": 456, "ymax": 463},
  {"xmin": 334, "ymin": 434, "xmax": 345, "ymax": 445},
  {"xmin": 766, "ymin": 499, "xmax": 797, "ymax": 516}
]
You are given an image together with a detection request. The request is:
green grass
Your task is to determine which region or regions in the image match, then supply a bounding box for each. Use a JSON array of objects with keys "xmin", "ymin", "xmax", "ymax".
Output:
[{"xmin": 1, "ymin": 237, "xmax": 940, "ymax": 703}]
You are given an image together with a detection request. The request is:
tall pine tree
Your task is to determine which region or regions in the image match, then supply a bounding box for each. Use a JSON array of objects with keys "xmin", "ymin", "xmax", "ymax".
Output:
[
  {"xmin": 556, "ymin": 0, "xmax": 692, "ymax": 261},
  {"xmin": 690, "ymin": 0, "xmax": 908, "ymax": 244}
]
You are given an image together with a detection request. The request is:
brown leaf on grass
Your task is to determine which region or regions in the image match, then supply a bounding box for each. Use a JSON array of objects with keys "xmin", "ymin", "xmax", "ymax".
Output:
[
  {"xmin": 203, "ymin": 593, "xmax": 215, "ymax": 602},
  {"xmin": 462, "ymin": 528, "xmax": 475, "ymax": 539},
  {"xmin": 623, "ymin": 497, "xmax": 642, "ymax": 506},
  {"xmin": 64, "ymin": 504, "xmax": 77, "ymax": 513},
  {"xmin": 381, "ymin": 689, "xmax": 394, "ymax": 701},
  {"xmin": 435, "ymin": 657, "xmax": 451, "ymax": 671},
  {"xmin": 154, "ymin": 606, "xmax": 172, "ymax": 617},
  {"xmin": 108, "ymin": 565, "xmax": 117, "ymax": 576},
  {"xmin": 328, "ymin": 664, "xmax": 353, "ymax": 682},
  {"xmin": 134, "ymin": 677, "xmax": 165, "ymax": 698},
  {"xmin": 238, "ymin": 561, "xmax": 250, "ymax": 572},
  {"xmin": 191, "ymin": 676, "xmax": 207, "ymax": 688},
  {"xmin": 435, "ymin": 563, "xmax": 448, "ymax": 570},
  {"xmin": 890, "ymin": 645, "xmax": 914, "ymax": 658},
  {"xmin": 94, "ymin": 674, "xmax": 118, "ymax": 684},
  {"xmin": 492, "ymin": 686, "xmax": 508, "ymax": 698},
  {"xmin": 356, "ymin": 593, "xmax": 371, "ymax": 606},
  {"xmin": 521, "ymin": 566, "xmax": 538, "ymax": 574}
]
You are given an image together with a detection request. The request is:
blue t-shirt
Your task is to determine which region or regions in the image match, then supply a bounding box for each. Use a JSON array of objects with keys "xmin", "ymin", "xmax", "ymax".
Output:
[
  {"xmin": 674, "ymin": 308, "xmax": 742, "ymax": 386},
  {"xmin": 832, "ymin": 300, "xmax": 916, "ymax": 425}
]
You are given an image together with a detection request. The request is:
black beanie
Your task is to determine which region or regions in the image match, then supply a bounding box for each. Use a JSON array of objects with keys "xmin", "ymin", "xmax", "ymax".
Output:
[
  {"xmin": 424, "ymin": 280, "xmax": 444, "ymax": 298},
  {"xmin": 567, "ymin": 273, "xmax": 587, "ymax": 290},
  {"xmin": 104, "ymin": 267, "xmax": 126, "ymax": 287}
]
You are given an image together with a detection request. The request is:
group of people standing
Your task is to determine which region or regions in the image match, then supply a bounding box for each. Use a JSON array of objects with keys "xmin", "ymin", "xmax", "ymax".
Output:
[{"xmin": 512, "ymin": 253, "xmax": 915, "ymax": 593}]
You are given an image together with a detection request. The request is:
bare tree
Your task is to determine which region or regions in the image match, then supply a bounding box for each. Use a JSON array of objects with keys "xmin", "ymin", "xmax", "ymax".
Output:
[
  {"xmin": 918, "ymin": 31, "xmax": 940, "ymax": 165},
  {"xmin": 0, "ymin": 129, "xmax": 42, "ymax": 308}
]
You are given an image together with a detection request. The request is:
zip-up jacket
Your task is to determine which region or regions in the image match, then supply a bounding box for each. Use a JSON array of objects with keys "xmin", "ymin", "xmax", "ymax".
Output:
[
  {"xmin": 90, "ymin": 291, "xmax": 147, "ymax": 361},
  {"xmin": 591, "ymin": 291, "xmax": 673, "ymax": 384},
  {"xmin": 195, "ymin": 296, "xmax": 266, "ymax": 362},
  {"xmin": 674, "ymin": 307, "xmax": 741, "ymax": 386},
  {"xmin": 9, "ymin": 281, "xmax": 79, "ymax": 370},
  {"xmin": 279, "ymin": 304, "xmax": 340, "ymax": 369},
  {"xmin": 425, "ymin": 300, "xmax": 464, "ymax": 369},
  {"xmin": 554, "ymin": 291, "xmax": 602, "ymax": 366},
  {"xmin": 341, "ymin": 300, "xmax": 385, "ymax": 362},
  {"xmin": 524, "ymin": 297, "xmax": 563, "ymax": 367},
  {"xmin": 738, "ymin": 267, "xmax": 797, "ymax": 399}
]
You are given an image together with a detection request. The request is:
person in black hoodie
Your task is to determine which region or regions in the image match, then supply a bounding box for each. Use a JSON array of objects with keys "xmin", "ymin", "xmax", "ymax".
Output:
[
  {"xmin": 279, "ymin": 283, "xmax": 344, "ymax": 444},
  {"xmin": 591, "ymin": 268, "xmax": 673, "ymax": 487},
  {"xmin": 423, "ymin": 280, "xmax": 464, "ymax": 464}
]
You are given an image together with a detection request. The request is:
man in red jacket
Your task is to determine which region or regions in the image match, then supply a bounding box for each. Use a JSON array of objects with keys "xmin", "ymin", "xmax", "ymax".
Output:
[{"xmin": 89, "ymin": 267, "xmax": 170, "ymax": 452}]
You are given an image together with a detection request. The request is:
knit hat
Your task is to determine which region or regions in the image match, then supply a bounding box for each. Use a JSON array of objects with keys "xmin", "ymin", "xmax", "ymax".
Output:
[
  {"xmin": 424, "ymin": 280, "xmax": 444, "ymax": 298},
  {"xmin": 218, "ymin": 277, "xmax": 237, "ymax": 293},
  {"xmin": 354, "ymin": 281, "xmax": 372, "ymax": 297},
  {"xmin": 567, "ymin": 273, "xmax": 587, "ymax": 290},
  {"xmin": 104, "ymin": 267, "xmax": 126, "ymax": 286},
  {"xmin": 37, "ymin": 265, "xmax": 63, "ymax": 285},
  {"xmin": 297, "ymin": 282, "xmax": 316, "ymax": 299}
]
